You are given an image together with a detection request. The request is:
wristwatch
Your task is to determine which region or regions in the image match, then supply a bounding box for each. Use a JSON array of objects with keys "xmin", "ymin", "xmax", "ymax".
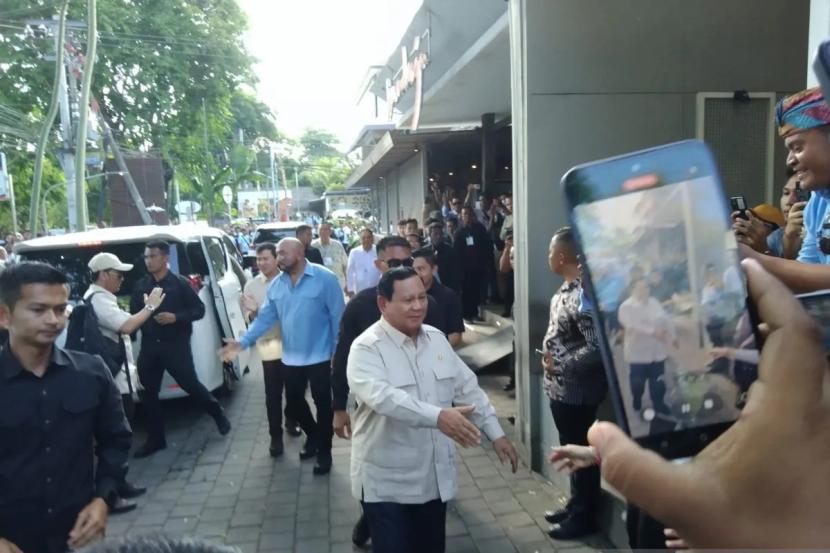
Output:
[{"xmin": 144, "ymin": 304, "xmax": 157, "ymax": 312}]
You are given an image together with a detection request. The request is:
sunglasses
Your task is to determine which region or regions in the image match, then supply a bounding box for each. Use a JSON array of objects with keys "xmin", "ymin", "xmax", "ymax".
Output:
[{"xmin": 385, "ymin": 257, "xmax": 414, "ymax": 268}]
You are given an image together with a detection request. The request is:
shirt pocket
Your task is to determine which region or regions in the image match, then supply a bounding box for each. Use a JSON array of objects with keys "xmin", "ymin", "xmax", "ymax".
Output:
[
  {"xmin": 59, "ymin": 384, "xmax": 100, "ymax": 440},
  {"xmin": 432, "ymin": 359, "xmax": 456, "ymax": 405}
]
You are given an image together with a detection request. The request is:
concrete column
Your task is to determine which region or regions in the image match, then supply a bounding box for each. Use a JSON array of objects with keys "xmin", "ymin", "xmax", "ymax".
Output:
[{"xmin": 481, "ymin": 113, "xmax": 496, "ymax": 194}]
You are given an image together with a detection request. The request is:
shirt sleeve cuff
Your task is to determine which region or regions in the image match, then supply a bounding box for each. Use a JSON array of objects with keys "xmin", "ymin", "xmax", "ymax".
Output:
[
  {"xmin": 481, "ymin": 417, "xmax": 506, "ymax": 443},
  {"xmin": 423, "ymin": 403, "xmax": 443, "ymax": 427},
  {"xmin": 239, "ymin": 335, "xmax": 254, "ymax": 349},
  {"xmin": 95, "ymin": 476, "xmax": 119, "ymax": 508}
]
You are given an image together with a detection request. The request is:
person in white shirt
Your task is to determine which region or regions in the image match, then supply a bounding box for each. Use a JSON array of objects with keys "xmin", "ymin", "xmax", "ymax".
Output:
[
  {"xmin": 311, "ymin": 221, "xmax": 348, "ymax": 293},
  {"xmin": 84, "ymin": 252, "xmax": 165, "ymax": 514},
  {"xmin": 346, "ymin": 228, "xmax": 381, "ymax": 297},
  {"xmin": 346, "ymin": 267, "xmax": 519, "ymax": 553},
  {"xmin": 618, "ymin": 278, "xmax": 675, "ymax": 415},
  {"xmin": 241, "ymin": 242, "xmax": 300, "ymax": 458}
]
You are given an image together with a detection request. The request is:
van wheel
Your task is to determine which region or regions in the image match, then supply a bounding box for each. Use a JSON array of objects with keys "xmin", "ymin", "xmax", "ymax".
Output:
[{"xmin": 218, "ymin": 362, "xmax": 236, "ymax": 396}]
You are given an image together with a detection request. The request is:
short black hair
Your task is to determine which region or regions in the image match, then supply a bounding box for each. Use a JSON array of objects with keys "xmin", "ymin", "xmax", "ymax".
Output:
[
  {"xmin": 146, "ymin": 240, "xmax": 170, "ymax": 255},
  {"xmin": 0, "ymin": 261, "xmax": 68, "ymax": 309},
  {"xmin": 83, "ymin": 535, "xmax": 238, "ymax": 553},
  {"xmin": 377, "ymin": 235, "xmax": 410, "ymax": 254},
  {"xmin": 295, "ymin": 225, "xmax": 312, "ymax": 236},
  {"xmin": 397, "ymin": 219, "xmax": 408, "ymax": 226},
  {"xmin": 552, "ymin": 226, "xmax": 577, "ymax": 258},
  {"xmin": 256, "ymin": 242, "xmax": 277, "ymax": 257},
  {"xmin": 360, "ymin": 227, "xmax": 373, "ymax": 236},
  {"xmin": 377, "ymin": 266, "xmax": 420, "ymax": 300},
  {"xmin": 405, "ymin": 218, "xmax": 418, "ymax": 226},
  {"xmin": 413, "ymin": 248, "xmax": 436, "ymax": 266}
]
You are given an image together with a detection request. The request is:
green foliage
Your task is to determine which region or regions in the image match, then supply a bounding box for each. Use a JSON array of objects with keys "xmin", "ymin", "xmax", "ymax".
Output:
[{"xmin": 0, "ymin": 1, "xmax": 348, "ymax": 228}]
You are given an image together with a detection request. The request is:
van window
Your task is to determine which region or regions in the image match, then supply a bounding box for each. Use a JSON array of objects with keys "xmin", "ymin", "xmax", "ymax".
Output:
[
  {"xmin": 204, "ymin": 237, "xmax": 227, "ymax": 279},
  {"xmin": 18, "ymin": 242, "xmax": 180, "ymax": 301}
]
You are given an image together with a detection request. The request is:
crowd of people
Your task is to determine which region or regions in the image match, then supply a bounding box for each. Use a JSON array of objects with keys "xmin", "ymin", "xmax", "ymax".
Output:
[{"xmin": 5, "ymin": 85, "xmax": 830, "ymax": 553}]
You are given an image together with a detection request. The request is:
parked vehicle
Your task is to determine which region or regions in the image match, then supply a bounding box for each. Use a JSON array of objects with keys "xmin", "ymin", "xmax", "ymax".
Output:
[
  {"xmin": 16, "ymin": 225, "xmax": 251, "ymax": 400},
  {"xmin": 242, "ymin": 221, "xmax": 306, "ymax": 273}
]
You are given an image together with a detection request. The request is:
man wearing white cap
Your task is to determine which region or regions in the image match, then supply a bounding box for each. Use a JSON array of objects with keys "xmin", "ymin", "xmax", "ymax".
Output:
[{"xmin": 83, "ymin": 252, "xmax": 165, "ymax": 514}]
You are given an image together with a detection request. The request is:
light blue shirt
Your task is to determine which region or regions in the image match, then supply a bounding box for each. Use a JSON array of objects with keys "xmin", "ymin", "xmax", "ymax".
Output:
[
  {"xmin": 797, "ymin": 190, "xmax": 830, "ymax": 265},
  {"xmin": 240, "ymin": 262, "xmax": 345, "ymax": 366}
]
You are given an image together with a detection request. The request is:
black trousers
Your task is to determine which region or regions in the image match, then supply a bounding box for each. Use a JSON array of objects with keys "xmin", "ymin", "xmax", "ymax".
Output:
[
  {"xmin": 626, "ymin": 505, "xmax": 667, "ymax": 549},
  {"xmin": 137, "ymin": 339, "xmax": 222, "ymax": 444},
  {"xmin": 629, "ymin": 361, "xmax": 669, "ymax": 413},
  {"xmin": 283, "ymin": 361, "xmax": 332, "ymax": 461},
  {"xmin": 363, "ymin": 499, "xmax": 446, "ymax": 553},
  {"xmin": 549, "ymin": 399, "xmax": 600, "ymax": 522},
  {"xmin": 461, "ymin": 269, "xmax": 483, "ymax": 319},
  {"xmin": 262, "ymin": 359, "xmax": 287, "ymax": 440}
]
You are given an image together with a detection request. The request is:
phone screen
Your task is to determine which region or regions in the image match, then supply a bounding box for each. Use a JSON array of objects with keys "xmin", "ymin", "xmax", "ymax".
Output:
[
  {"xmin": 563, "ymin": 141, "xmax": 757, "ymax": 452},
  {"xmin": 797, "ymin": 291, "xmax": 830, "ymax": 350}
]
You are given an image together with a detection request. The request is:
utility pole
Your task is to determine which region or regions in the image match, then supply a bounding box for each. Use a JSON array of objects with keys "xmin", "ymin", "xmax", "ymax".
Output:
[
  {"xmin": 26, "ymin": 18, "xmax": 87, "ymax": 232},
  {"xmin": 294, "ymin": 166, "xmax": 300, "ymax": 220},
  {"xmin": 8, "ymin": 175, "xmax": 17, "ymax": 234}
]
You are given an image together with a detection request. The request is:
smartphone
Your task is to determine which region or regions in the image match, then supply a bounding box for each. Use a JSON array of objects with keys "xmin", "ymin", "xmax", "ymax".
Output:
[
  {"xmin": 730, "ymin": 196, "xmax": 748, "ymax": 220},
  {"xmin": 561, "ymin": 140, "xmax": 761, "ymax": 458},
  {"xmin": 797, "ymin": 290, "xmax": 830, "ymax": 350},
  {"xmin": 795, "ymin": 181, "xmax": 810, "ymax": 203}
]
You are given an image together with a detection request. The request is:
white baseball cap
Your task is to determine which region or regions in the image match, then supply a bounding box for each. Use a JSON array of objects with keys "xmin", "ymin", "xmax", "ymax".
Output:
[{"xmin": 88, "ymin": 252, "xmax": 134, "ymax": 273}]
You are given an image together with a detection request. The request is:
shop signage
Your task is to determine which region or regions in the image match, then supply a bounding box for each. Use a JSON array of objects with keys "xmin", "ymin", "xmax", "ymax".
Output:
[{"xmin": 385, "ymin": 33, "xmax": 430, "ymax": 131}]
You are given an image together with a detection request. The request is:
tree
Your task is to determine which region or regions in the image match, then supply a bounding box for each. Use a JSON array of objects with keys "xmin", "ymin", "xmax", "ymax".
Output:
[{"xmin": 299, "ymin": 128, "xmax": 341, "ymax": 161}]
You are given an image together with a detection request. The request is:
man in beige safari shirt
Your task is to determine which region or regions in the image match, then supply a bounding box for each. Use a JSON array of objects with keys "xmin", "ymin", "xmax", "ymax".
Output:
[{"xmin": 346, "ymin": 267, "xmax": 519, "ymax": 553}]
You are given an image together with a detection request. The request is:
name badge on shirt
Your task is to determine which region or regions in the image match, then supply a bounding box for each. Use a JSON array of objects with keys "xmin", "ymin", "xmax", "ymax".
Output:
[
  {"xmin": 466, "ymin": 236, "xmax": 475, "ymax": 246},
  {"xmin": 323, "ymin": 256, "xmax": 333, "ymax": 266}
]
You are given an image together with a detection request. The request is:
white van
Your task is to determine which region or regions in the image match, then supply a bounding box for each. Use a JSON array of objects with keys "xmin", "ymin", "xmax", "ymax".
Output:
[{"xmin": 16, "ymin": 225, "xmax": 252, "ymax": 400}]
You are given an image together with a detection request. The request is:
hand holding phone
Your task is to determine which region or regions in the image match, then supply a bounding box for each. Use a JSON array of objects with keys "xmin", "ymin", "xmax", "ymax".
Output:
[
  {"xmin": 561, "ymin": 140, "xmax": 761, "ymax": 458},
  {"xmin": 794, "ymin": 182, "xmax": 810, "ymax": 203},
  {"xmin": 730, "ymin": 196, "xmax": 749, "ymax": 220}
]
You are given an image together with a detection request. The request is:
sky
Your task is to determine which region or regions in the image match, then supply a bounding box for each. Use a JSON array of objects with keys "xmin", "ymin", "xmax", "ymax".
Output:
[{"xmin": 238, "ymin": 0, "xmax": 422, "ymax": 151}]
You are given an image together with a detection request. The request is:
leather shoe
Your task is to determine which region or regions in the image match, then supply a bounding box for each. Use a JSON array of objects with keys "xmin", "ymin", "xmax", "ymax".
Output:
[
  {"xmin": 352, "ymin": 512, "xmax": 371, "ymax": 547},
  {"xmin": 270, "ymin": 439, "xmax": 284, "ymax": 458},
  {"xmin": 547, "ymin": 517, "xmax": 595, "ymax": 540},
  {"xmin": 134, "ymin": 441, "xmax": 166, "ymax": 459},
  {"xmin": 285, "ymin": 419, "xmax": 302, "ymax": 437},
  {"xmin": 118, "ymin": 481, "xmax": 147, "ymax": 499},
  {"xmin": 543, "ymin": 507, "xmax": 569, "ymax": 524},
  {"xmin": 109, "ymin": 496, "xmax": 137, "ymax": 515},
  {"xmin": 215, "ymin": 413, "xmax": 232, "ymax": 436},
  {"xmin": 312, "ymin": 461, "xmax": 331, "ymax": 475},
  {"xmin": 299, "ymin": 438, "xmax": 317, "ymax": 460}
]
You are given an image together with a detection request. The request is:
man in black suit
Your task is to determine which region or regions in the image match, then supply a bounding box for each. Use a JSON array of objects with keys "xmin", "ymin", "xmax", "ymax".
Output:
[{"xmin": 296, "ymin": 225, "xmax": 324, "ymax": 265}]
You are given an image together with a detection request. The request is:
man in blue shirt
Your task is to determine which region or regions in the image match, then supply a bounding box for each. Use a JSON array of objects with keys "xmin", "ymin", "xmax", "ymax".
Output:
[
  {"xmin": 221, "ymin": 238, "xmax": 345, "ymax": 475},
  {"xmin": 742, "ymin": 87, "xmax": 830, "ymax": 292}
]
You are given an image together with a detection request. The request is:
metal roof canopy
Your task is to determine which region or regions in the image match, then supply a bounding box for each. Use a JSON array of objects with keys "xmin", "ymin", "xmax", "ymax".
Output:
[{"xmin": 344, "ymin": 128, "xmax": 479, "ymax": 189}]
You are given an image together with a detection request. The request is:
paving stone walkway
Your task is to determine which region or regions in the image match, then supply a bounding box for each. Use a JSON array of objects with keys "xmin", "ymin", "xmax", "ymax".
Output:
[{"xmin": 106, "ymin": 361, "xmax": 610, "ymax": 553}]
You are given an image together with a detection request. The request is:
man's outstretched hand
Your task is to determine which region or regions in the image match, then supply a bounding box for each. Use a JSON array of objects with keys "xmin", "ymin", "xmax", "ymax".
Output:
[
  {"xmin": 218, "ymin": 339, "xmax": 243, "ymax": 363},
  {"xmin": 588, "ymin": 258, "xmax": 830, "ymax": 548}
]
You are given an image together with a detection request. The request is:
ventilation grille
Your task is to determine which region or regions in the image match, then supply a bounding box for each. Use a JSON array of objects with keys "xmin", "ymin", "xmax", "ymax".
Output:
[{"xmin": 701, "ymin": 95, "xmax": 772, "ymax": 205}]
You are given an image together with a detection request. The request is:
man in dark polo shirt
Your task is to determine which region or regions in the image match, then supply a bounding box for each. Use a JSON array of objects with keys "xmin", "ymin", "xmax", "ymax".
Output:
[
  {"xmin": 427, "ymin": 222, "xmax": 461, "ymax": 293},
  {"xmin": 331, "ymin": 235, "xmax": 450, "ymax": 548},
  {"xmin": 296, "ymin": 225, "xmax": 324, "ymax": 265},
  {"xmin": 130, "ymin": 240, "xmax": 231, "ymax": 458},
  {"xmin": 0, "ymin": 262, "xmax": 132, "ymax": 553},
  {"xmin": 412, "ymin": 248, "xmax": 464, "ymax": 347}
]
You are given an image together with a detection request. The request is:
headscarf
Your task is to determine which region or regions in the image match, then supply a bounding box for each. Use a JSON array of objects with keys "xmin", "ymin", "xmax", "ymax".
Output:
[{"xmin": 776, "ymin": 87, "xmax": 830, "ymax": 137}]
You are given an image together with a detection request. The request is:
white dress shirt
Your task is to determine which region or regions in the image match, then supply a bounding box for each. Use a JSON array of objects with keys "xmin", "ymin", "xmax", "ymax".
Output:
[
  {"xmin": 347, "ymin": 317, "xmax": 504, "ymax": 504},
  {"xmin": 312, "ymin": 238, "xmax": 348, "ymax": 290},
  {"xmin": 618, "ymin": 295, "xmax": 676, "ymax": 364},
  {"xmin": 346, "ymin": 245, "xmax": 381, "ymax": 294}
]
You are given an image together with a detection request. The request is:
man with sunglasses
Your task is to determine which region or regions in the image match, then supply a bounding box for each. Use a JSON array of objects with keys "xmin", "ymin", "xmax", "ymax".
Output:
[
  {"xmin": 331, "ymin": 235, "xmax": 450, "ymax": 549},
  {"xmin": 84, "ymin": 253, "xmax": 166, "ymax": 513}
]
